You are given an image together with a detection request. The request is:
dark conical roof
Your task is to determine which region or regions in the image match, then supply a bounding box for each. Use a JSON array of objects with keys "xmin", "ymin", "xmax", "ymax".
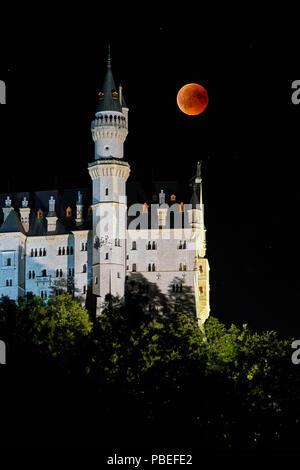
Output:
[
  {"xmin": 0, "ymin": 210, "xmax": 25, "ymax": 234},
  {"xmin": 96, "ymin": 48, "xmax": 122, "ymax": 113},
  {"xmin": 190, "ymin": 184, "xmax": 200, "ymax": 209}
]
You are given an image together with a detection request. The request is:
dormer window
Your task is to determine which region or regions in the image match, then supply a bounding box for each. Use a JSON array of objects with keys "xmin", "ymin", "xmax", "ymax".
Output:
[
  {"xmin": 37, "ymin": 208, "xmax": 43, "ymax": 219},
  {"xmin": 170, "ymin": 194, "xmax": 176, "ymax": 202},
  {"xmin": 66, "ymin": 206, "xmax": 72, "ymax": 217}
]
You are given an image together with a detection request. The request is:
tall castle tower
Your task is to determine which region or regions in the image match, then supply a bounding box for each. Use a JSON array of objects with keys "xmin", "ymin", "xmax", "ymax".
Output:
[{"xmin": 88, "ymin": 48, "xmax": 130, "ymax": 313}]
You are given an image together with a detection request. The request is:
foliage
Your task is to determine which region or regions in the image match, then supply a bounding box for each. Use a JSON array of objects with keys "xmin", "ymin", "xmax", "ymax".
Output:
[{"xmin": 0, "ymin": 291, "xmax": 299, "ymax": 450}]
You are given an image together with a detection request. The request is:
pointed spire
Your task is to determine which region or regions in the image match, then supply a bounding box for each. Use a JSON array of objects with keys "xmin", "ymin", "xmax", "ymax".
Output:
[
  {"xmin": 107, "ymin": 43, "xmax": 111, "ymax": 69},
  {"xmin": 190, "ymin": 184, "xmax": 200, "ymax": 209},
  {"xmin": 195, "ymin": 161, "xmax": 202, "ymax": 183},
  {"xmin": 96, "ymin": 45, "xmax": 122, "ymax": 113}
]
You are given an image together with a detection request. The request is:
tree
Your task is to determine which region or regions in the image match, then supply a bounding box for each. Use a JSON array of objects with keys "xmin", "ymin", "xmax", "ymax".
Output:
[{"xmin": 17, "ymin": 294, "xmax": 92, "ymax": 358}]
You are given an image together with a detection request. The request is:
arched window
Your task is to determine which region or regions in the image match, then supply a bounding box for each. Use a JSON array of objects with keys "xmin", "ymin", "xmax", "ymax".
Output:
[
  {"xmin": 81, "ymin": 243, "xmax": 84, "ymax": 251},
  {"xmin": 199, "ymin": 265, "xmax": 203, "ymax": 273},
  {"xmin": 56, "ymin": 269, "xmax": 59, "ymax": 277},
  {"xmin": 30, "ymin": 249, "xmax": 34, "ymax": 257},
  {"xmin": 9, "ymin": 280, "xmax": 12, "ymax": 286},
  {"xmin": 32, "ymin": 271, "xmax": 35, "ymax": 279},
  {"xmin": 68, "ymin": 268, "xmax": 71, "ymax": 276},
  {"xmin": 66, "ymin": 206, "xmax": 72, "ymax": 217},
  {"xmin": 152, "ymin": 241, "xmax": 156, "ymax": 250},
  {"xmin": 132, "ymin": 263, "xmax": 136, "ymax": 272},
  {"xmin": 179, "ymin": 263, "xmax": 182, "ymax": 271},
  {"xmin": 95, "ymin": 276, "xmax": 98, "ymax": 285},
  {"xmin": 147, "ymin": 241, "xmax": 151, "ymax": 250},
  {"xmin": 43, "ymin": 248, "xmax": 46, "ymax": 256},
  {"xmin": 58, "ymin": 247, "xmax": 61, "ymax": 256},
  {"xmin": 183, "ymin": 240, "xmax": 187, "ymax": 249},
  {"xmin": 85, "ymin": 243, "xmax": 87, "ymax": 251},
  {"xmin": 118, "ymin": 239, "xmax": 121, "ymax": 247},
  {"xmin": 29, "ymin": 271, "xmax": 32, "ymax": 279},
  {"xmin": 105, "ymin": 253, "xmax": 109, "ymax": 260},
  {"xmin": 42, "ymin": 269, "xmax": 47, "ymax": 277},
  {"xmin": 176, "ymin": 284, "xmax": 179, "ymax": 293},
  {"xmin": 83, "ymin": 264, "xmax": 87, "ymax": 273},
  {"xmin": 179, "ymin": 284, "xmax": 183, "ymax": 292},
  {"xmin": 39, "ymin": 248, "xmax": 42, "ymax": 257},
  {"xmin": 200, "ymin": 286, "xmax": 203, "ymax": 294},
  {"xmin": 152, "ymin": 263, "xmax": 156, "ymax": 272},
  {"xmin": 115, "ymin": 238, "xmax": 118, "ymax": 246},
  {"xmin": 148, "ymin": 263, "xmax": 151, "ymax": 272},
  {"xmin": 172, "ymin": 284, "xmax": 175, "ymax": 293},
  {"xmin": 183, "ymin": 264, "xmax": 187, "ymax": 271},
  {"xmin": 44, "ymin": 291, "xmax": 47, "ymax": 299},
  {"xmin": 132, "ymin": 241, "xmax": 136, "ymax": 250},
  {"xmin": 41, "ymin": 291, "xmax": 44, "ymax": 299},
  {"xmin": 72, "ymin": 268, "xmax": 74, "ymax": 276},
  {"xmin": 34, "ymin": 249, "xmax": 38, "ymax": 257},
  {"xmin": 62, "ymin": 247, "xmax": 65, "ymax": 256},
  {"xmin": 105, "ymin": 188, "xmax": 109, "ymax": 196},
  {"xmin": 117, "ymin": 272, "xmax": 120, "ymax": 279},
  {"xmin": 6, "ymin": 280, "xmax": 9, "ymax": 287}
]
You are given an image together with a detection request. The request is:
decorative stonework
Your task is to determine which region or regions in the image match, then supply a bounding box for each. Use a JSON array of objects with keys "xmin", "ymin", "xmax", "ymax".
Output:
[{"xmin": 88, "ymin": 160, "xmax": 130, "ymax": 181}]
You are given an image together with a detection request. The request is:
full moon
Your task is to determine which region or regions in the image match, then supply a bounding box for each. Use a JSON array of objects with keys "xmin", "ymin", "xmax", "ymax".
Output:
[{"xmin": 177, "ymin": 83, "xmax": 209, "ymax": 116}]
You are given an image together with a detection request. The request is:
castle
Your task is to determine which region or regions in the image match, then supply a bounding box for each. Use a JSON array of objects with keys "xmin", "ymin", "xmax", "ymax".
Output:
[{"xmin": 0, "ymin": 51, "xmax": 210, "ymax": 324}]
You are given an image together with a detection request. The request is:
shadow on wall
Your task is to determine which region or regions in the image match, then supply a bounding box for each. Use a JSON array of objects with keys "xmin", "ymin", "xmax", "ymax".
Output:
[{"xmin": 123, "ymin": 272, "xmax": 196, "ymax": 319}]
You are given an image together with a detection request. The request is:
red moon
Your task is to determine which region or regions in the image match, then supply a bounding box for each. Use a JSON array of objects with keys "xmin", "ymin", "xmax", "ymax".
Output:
[{"xmin": 177, "ymin": 83, "xmax": 209, "ymax": 115}]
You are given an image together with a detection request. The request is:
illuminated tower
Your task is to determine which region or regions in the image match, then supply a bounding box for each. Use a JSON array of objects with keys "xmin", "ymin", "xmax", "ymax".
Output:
[
  {"xmin": 88, "ymin": 48, "xmax": 130, "ymax": 314},
  {"xmin": 188, "ymin": 161, "xmax": 210, "ymax": 325}
]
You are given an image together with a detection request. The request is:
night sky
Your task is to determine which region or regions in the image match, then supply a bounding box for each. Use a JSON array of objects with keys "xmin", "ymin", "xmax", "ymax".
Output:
[{"xmin": 1, "ymin": 14, "xmax": 300, "ymax": 336}]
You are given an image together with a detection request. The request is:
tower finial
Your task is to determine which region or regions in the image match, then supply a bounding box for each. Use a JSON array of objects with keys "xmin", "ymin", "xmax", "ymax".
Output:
[
  {"xmin": 197, "ymin": 161, "xmax": 202, "ymax": 179},
  {"xmin": 107, "ymin": 43, "xmax": 111, "ymax": 69}
]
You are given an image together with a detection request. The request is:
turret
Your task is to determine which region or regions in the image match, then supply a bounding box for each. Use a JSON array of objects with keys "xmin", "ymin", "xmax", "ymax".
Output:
[
  {"xmin": 91, "ymin": 46, "xmax": 128, "ymax": 160},
  {"xmin": 88, "ymin": 48, "xmax": 130, "ymax": 314}
]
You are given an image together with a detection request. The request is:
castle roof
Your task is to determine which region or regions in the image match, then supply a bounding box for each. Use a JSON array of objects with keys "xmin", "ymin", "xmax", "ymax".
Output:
[
  {"xmin": 0, "ymin": 209, "xmax": 25, "ymax": 235},
  {"xmin": 96, "ymin": 47, "xmax": 122, "ymax": 113},
  {"xmin": 0, "ymin": 179, "xmax": 197, "ymax": 234}
]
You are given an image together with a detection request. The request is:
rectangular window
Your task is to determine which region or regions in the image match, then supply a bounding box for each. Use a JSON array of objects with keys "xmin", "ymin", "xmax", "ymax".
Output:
[
  {"xmin": 7, "ymin": 258, "xmax": 11, "ymax": 266},
  {"xmin": 105, "ymin": 188, "xmax": 109, "ymax": 196}
]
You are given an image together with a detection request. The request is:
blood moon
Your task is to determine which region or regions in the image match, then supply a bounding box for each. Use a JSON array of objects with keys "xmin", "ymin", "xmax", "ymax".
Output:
[{"xmin": 177, "ymin": 83, "xmax": 208, "ymax": 115}]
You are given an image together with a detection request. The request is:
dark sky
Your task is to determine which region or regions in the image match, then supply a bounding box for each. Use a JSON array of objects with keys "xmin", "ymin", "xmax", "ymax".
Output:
[{"xmin": 0, "ymin": 13, "xmax": 300, "ymax": 336}]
